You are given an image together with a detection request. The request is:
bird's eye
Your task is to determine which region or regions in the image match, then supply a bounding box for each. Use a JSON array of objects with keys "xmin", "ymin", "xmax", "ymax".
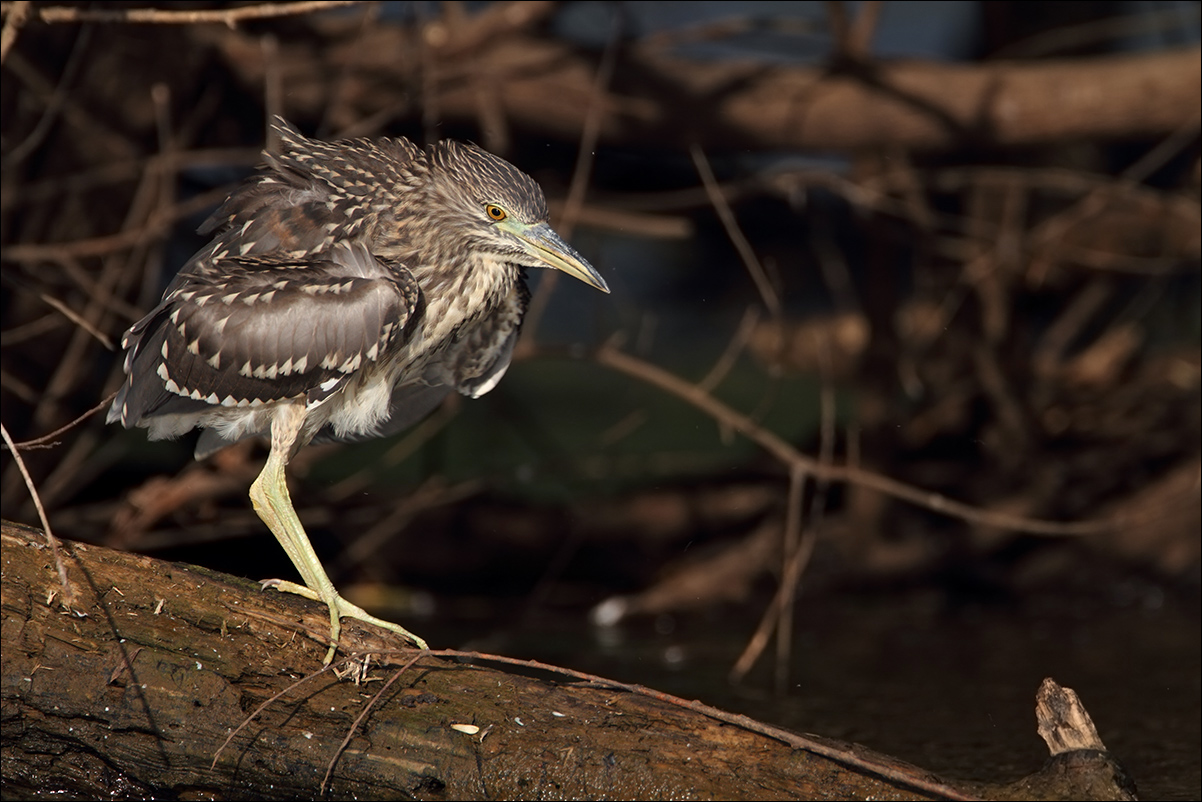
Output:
[{"xmin": 485, "ymin": 204, "xmax": 507, "ymax": 222}]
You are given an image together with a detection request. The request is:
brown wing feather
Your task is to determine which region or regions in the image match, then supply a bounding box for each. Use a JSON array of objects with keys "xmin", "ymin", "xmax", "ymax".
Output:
[{"xmin": 110, "ymin": 243, "xmax": 420, "ymax": 427}]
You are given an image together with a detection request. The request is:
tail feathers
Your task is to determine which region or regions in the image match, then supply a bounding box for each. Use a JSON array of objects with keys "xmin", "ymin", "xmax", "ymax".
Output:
[
  {"xmin": 109, "ymin": 325, "xmax": 168, "ymax": 427},
  {"xmin": 106, "ymin": 383, "xmax": 130, "ymax": 426}
]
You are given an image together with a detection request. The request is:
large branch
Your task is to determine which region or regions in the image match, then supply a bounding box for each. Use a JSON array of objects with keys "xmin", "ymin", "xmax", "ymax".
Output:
[
  {"xmin": 621, "ymin": 45, "xmax": 1201, "ymax": 150},
  {"xmin": 0, "ymin": 521, "xmax": 953, "ymax": 799},
  {"xmin": 198, "ymin": 11, "xmax": 1200, "ymax": 151},
  {"xmin": 1, "ymin": 521, "xmax": 1136, "ymax": 800}
]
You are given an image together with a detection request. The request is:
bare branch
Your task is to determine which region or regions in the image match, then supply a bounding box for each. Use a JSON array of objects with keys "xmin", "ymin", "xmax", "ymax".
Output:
[
  {"xmin": 3, "ymin": 1, "xmax": 363, "ymax": 26},
  {"xmin": 595, "ymin": 345, "xmax": 1120, "ymax": 538}
]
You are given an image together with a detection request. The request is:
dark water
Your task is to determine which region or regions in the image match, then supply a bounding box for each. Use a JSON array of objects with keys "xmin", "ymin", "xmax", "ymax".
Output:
[{"xmin": 441, "ymin": 581, "xmax": 1201, "ymax": 800}]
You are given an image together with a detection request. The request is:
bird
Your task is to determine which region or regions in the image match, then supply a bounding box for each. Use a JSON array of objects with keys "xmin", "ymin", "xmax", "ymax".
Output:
[{"xmin": 108, "ymin": 117, "xmax": 609, "ymax": 663}]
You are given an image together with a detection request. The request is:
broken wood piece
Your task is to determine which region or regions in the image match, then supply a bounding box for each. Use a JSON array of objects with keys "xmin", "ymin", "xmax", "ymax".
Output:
[
  {"xmin": 979, "ymin": 678, "xmax": 1137, "ymax": 801},
  {"xmin": 1036, "ymin": 676, "xmax": 1107, "ymax": 755}
]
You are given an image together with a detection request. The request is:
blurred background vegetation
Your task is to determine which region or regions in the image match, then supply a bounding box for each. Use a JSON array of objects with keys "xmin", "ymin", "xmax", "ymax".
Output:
[{"xmin": 1, "ymin": 0, "xmax": 1199, "ymax": 707}]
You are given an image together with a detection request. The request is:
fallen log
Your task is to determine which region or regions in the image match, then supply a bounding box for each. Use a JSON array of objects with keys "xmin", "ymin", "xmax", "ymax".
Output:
[{"xmin": 1, "ymin": 521, "xmax": 1134, "ymax": 800}]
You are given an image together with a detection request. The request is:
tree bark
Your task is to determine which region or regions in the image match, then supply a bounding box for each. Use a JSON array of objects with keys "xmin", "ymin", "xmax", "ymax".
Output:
[
  {"xmin": 1, "ymin": 521, "xmax": 1137, "ymax": 800},
  {"xmin": 1, "ymin": 520, "xmax": 957, "ymax": 800}
]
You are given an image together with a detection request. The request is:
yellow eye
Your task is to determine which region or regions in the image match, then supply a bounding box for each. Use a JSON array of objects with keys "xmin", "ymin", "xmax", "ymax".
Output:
[{"xmin": 485, "ymin": 204, "xmax": 507, "ymax": 222}]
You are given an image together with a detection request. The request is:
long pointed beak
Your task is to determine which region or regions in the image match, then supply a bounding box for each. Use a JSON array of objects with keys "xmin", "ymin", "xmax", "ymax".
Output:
[{"xmin": 512, "ymin": 222, "xmax": 609, "ymax": 293}]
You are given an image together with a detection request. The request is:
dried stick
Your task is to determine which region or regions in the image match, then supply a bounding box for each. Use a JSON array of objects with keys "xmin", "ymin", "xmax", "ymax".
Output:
[
  {"xmin": 774, "ymin": 467, "xmax": 807, "ymax": 693},
  {"xmin": 320, "ymin": 651, "xmax": 428, "ymax": 795},
  {"xmin": 595, "ymin": 344, "xmax": 1116, "ymax": 538},
  {"xmin": 0, "ymin": 423, "xmax": 75, "ymax": 607},
  {"xmin": 698, "ymin": 306, "xmax": 761, "ymax": 393},
  {"xmin": 211, "ymin": 661, "xmax": 340, "ymax": 769},
  {"xmin": 8, "ymin": 1, "xmax": 363, "ymax": 26},
  {"xmin": 0, "ymin": 0, "xmax": 29, "ymax": 63},
  {"xmin": 4, "ymin": 392, "xmax": 116, "ymax": 451},
  {"xmin": 690, "ymin": 144, "xmax": 782, "ymax": 318}
]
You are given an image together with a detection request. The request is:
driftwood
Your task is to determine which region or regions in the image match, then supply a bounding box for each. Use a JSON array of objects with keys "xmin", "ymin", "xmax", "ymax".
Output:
[{"xmin": 2, "ymin": 521, "xmax": 1135, "ymax": 800}]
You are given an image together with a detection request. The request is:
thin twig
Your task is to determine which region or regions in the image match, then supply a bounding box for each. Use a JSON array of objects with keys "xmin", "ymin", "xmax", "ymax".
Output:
[
  {"xmin": 324, "ymin": 395, "xmax": 462, "ymax": 501},
  {"xmin": 5, "ymin": 392, "xmax": 117, "ymax": 451},
  {"xmin": 690, "ymin": 144, "xmax": 782, "ymax": 318},
  {"xmin": 2, "ymin": 23, "xmax": 93, "ymax": 168},
  {"xmin": 0, "ymin": 423, "xmax": 76, "ymax": 607},
  {"xmin": 212, "ymin": 661, "xmax": 340, "ymax": 769},
  {"xmin": 335, "ymin": 479, "xmax": 483, "ymax": 574},
  {"xmin": 698, "ymin": 306, "xmax": 760, "ymax": 393},
  {"xmin": 774, "ymin": 466, "xmax": 806, "ymax": 694},
  {"xmin": 37, "ymin": 292, "xmax": 115, "ymax": 350},
  {"xmin": 734, "ymin": 351, "xmax": 835, "ymax": 684},
  {"xmin": 731, "ymin": 506, "xmax": 821, "ymax": 685},
  {"xmin": 6, "ymin": 0, "xmax": 363, "ymax": 26},
  {"xmin": 321, "ymin": 651, "xmax": 427, "ymax": 795}
]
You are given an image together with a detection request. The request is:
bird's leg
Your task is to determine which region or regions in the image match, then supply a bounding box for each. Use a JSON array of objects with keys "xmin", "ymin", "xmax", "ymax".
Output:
[{"xmin": 249, "ymin": 403, "xmax": 429, "ymax": 664}]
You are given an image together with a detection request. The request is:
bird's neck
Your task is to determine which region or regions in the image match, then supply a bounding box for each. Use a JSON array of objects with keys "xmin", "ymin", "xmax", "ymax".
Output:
[{"xmin": 411, "ymin": 253, "xmax": 522, "ymax": 331}]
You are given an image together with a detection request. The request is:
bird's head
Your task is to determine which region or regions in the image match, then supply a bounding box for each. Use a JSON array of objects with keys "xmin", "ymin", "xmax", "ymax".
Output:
[{"xmin": 424, "ymin": 142, "xmax": 609, "ymax": 293}]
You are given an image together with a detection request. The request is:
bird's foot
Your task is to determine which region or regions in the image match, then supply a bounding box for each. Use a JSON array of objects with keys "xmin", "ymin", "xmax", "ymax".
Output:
[{"xmin": 262, "ymin": 578, "xmax": 429, "ymax": 663}]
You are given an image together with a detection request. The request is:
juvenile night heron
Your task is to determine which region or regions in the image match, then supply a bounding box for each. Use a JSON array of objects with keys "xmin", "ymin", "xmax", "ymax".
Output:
[{"xmin": 109, "ymin": 117, "xmax": 608, "ymax": 662}]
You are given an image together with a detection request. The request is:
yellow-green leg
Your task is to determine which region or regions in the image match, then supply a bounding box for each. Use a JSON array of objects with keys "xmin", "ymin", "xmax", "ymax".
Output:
[{"xmin": 249, "ymin": 403, "xmax": 428, "ymax": 664}]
